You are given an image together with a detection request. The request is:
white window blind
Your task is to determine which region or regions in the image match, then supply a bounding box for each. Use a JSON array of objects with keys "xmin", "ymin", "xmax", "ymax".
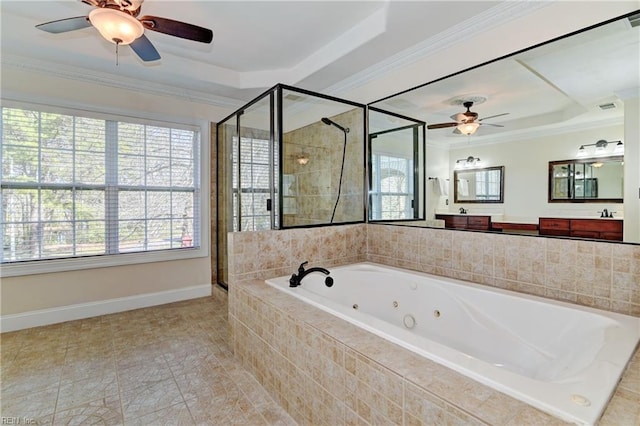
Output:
[
  {"xmin": 1, "ymin": 106, "xmax": 201, "ymax": 264},
  {"xmin": 231, "ymin": 136, "xmax": 271, "ymax": 231}
]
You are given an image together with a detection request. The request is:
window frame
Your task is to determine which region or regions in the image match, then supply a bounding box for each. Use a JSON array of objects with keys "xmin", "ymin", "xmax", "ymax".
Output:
[
  {"xmin": 0, "ymin": 99, "xmax": 210, "ymax": 278},
  {"xmin": 370, "ymin": 152, "xmax": 415, "ymax": 220}
]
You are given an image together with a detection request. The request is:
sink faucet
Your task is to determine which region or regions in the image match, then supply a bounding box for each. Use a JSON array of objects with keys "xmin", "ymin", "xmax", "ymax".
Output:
[
  {"xmin": 459, "ymin": 207, "xmax": 467, "ymax": 214},
  {"xmin": 600, "ymin": 209, "xmax": 609, "ymax": 218},
  {"xmin": 289, "ymin": 261, "xmax": 331, "ymax": 287}
]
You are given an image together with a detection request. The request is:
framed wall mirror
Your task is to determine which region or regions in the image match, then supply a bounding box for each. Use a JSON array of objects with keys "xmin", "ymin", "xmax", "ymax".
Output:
[
  {"xmin": 549, "ymin": 156, "xmax": 624, "ymax": 202},
  {"xmin": 367, "ymin": 11, "xmax": 639, "ymax": 243},
  {"xmin": 454, "ymin": 166, "xmax": 504, "ymax": 203}
]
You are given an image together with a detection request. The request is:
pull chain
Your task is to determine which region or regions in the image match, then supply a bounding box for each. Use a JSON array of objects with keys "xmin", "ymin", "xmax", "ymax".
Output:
[{"xmin": 113, "ymin": 38, "xmax": 123, "ymax": 66}]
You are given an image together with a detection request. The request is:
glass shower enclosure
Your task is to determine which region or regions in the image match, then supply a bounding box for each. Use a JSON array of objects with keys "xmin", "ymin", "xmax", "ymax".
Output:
[{"xmin": 216, "ymin": 84, "xmax": 366, "ymax": 286}]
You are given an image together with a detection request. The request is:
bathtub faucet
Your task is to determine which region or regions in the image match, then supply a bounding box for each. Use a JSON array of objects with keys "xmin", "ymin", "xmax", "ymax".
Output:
[{"xmin": 289, "ymin": 261, "xmax": 331, "ymax": 287}]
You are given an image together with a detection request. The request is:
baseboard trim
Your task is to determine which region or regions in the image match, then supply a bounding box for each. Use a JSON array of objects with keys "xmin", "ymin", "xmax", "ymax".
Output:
[{"xmin": 0, "ymin": 284, "xmax": 212, "ymax": 332}]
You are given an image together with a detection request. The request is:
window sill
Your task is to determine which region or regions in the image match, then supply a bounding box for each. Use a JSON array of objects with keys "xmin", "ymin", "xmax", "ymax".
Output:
[{"xmin": 0, "ymin": 246, "xmax": 208, "ymax": 278}]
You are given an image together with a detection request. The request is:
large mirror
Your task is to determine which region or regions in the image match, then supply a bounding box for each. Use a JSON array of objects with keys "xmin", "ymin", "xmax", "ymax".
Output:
[
  {"xmin": 454, "ymin": 166, "xmax": 504, "ymax": 203},
  {"xmin": 368, "ymin": 108, "xmax": 425, "ymax": 221},
  {"xmin": 549, "ymin": 156, "xmax": 624, "ymax": 203},
  {"xmin": 368, "ymin": 11, "xmax": 639, "ymax": 243}
]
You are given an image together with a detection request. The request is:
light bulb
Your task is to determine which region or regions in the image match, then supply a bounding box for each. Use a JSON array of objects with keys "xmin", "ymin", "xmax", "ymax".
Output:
[{"xmin": 89, "ymin": 8, "xmax": 144, "ymax": 45}]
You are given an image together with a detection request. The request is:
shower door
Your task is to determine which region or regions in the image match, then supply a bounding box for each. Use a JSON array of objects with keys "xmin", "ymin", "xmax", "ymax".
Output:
[{"xmin": 216, "ymin": 91, "xmax": 277, "ymax": 286}]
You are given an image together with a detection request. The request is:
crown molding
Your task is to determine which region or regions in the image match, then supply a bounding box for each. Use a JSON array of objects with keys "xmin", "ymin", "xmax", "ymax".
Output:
[
  {"xmin": 1, "ymin": 53, "xmax": 245, "ymax": 110},
  {"xmin": 323, "ymin": 1, "xmax": 552, "ymax": 98}
]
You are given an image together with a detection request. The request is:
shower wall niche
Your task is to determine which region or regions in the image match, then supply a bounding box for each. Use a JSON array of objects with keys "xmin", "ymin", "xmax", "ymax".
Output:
[{"xmin": 217, "ymin": 84, "xmax": 366, "ymax": 285}]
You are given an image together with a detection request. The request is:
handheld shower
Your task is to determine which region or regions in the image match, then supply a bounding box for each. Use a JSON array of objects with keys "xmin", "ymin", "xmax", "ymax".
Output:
[
  {"xmin": 321, "ymin": 117, "xmax": 349, "ymax": 223},
  {"xmin": 321, "ymin": 117, "xmax": 350, "ymax": 133}
]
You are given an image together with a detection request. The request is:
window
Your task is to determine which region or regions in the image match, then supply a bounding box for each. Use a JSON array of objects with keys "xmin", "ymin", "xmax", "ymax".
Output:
[
  {"xmin": 1, "ymin": 106, "xmax": 201, "ymax": 267},
  {"xmin": 474, "ymin": 169, "xmax": 501, "ymax": 201},
  {"xmin": 232, "ymin": 136, "xmax": 271, "ymax": 231},
  {"xmin": 370, "ymin": 154, "xmax": 414, "ymax": 220}
]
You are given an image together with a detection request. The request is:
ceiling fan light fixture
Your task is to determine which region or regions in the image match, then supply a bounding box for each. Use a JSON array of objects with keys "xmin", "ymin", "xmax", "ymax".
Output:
[
  {"xmin": 457, "ymin": 121, "xmax": 480, "ymax": 135},
  {"xmin": 89, "ymin": 8, "xmax": 144, "ymax": 45}
]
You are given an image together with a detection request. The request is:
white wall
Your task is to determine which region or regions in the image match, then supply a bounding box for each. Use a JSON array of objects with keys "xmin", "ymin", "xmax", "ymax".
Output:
[
  {"xmin": 622, "ymin": 95, "xmax": 640, "ymax": 242},
  {"xmin": 425, "ymin": 143, "xmax": 450, "ymax": 217},
  {"xmin": 447, "ymin": 124, "xmax": 624, "ymax": 221}
]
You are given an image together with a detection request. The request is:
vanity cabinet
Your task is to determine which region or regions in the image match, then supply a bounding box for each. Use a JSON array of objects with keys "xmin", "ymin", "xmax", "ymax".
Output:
[
  {"xmin": 435, "ymin": 214, "xmax": 491, "ymax": 231},
  {"xmin": 539, "ymin": 218, "xmax": 623, "ymax": 241}
]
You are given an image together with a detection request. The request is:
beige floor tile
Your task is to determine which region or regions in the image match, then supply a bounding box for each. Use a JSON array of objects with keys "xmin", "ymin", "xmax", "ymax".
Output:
[
  {"xmin": 0, "ymin": 293, "xmax": 295, "ymax": 426},
  {"xmin": 52, "ymin": 394, "xmax": 123, "ymax": 426},
  {"xmin": 127, "ymin": 401, "xmax": 194, "ymax": 426},
  {"xmin": 1, "ymin": 385, "xmax": 59, "ymax": 418},
  {"xmin": 56, "ymin": 372, "xmax": 119, "ymax": 410}
]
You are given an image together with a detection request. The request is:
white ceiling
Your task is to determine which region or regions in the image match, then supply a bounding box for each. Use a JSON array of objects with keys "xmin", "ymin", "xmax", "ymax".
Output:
[
  {"xmin": 371, "ymin": 12, "xmax": 640, "ymax": 144},
  {"xmin": 1, "ymin": 0, "xmax": 639, "ymax": 128}
]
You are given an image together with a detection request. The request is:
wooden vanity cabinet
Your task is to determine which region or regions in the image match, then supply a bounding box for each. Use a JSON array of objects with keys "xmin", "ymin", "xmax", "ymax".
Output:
[
  {"xmin": 539, "ymin": 218, "xmax": 623, "ymax": 241},
  {"xmin": 538, "ymin": 218, "xmax": 570, "ymax": 236},
  {"xmin": 435, "ymin": 214, "xmax": 491, "ymax": 231}
]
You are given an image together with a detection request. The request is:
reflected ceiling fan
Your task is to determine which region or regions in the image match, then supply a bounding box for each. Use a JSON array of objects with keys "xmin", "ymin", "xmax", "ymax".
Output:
[
  {"xmin": 35, "ymin": 0, "xmax": 213, "ymax": 62},
  {"xmin": 427, "ymin": 101, "xmax": 509, "ymax": 135}
]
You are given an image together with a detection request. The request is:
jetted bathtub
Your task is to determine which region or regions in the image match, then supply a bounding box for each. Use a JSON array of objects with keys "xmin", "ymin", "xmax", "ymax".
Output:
[{"xmin": 266, "ymin": 262, "xmax": 640, "ymax": 425}]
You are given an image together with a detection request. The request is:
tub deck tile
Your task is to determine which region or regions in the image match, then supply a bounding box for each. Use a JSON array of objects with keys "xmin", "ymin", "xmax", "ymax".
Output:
[{"xmin": 233, "ymin": 274, "xmax": 638, "ymax": 426}]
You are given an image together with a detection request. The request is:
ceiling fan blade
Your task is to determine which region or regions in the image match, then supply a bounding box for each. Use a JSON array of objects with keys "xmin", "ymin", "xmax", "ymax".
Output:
[
  {"xmin": 479, "ymin": 112, "xmax": 509, "ymax": 121},
  {"xmin": 480, "ymin": 123, "xmax": 505, "ymax": 127},
  {"xmin": 36, "ymin": 16, "xmax": 91, "ymax": 34},
  {"xmin": 139, "ymin": 15, "xmax": 213, "ymax": 43},
  {"xmin": 427, "ymin": 122, "xmax": 458, "ymax": 130},
  {"xmin": 130, "ymin": 35, "xmax": 161, "ymax": 62}
]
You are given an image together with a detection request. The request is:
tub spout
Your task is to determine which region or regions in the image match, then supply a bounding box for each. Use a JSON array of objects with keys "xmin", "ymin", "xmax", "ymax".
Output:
[{"xmin": 289, "ymin": 261, "xmax": 331, "ymax": 287}]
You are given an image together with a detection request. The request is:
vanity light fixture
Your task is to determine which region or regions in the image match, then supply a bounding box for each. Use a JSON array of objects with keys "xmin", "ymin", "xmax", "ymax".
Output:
[
  {"xmin": 614, "ymin": 141, "xmax": 624, "ymax": 154},
  {"xmin": 577, "ymin": 139, "xmax": 623, "ymax": 157},
  {"xmin": 457, "ymin": 122, "xmax": 480, "ymax": 135},
  {"xmin": 455, "ymin": 156, "xmax": 481, "ymax": 169}
]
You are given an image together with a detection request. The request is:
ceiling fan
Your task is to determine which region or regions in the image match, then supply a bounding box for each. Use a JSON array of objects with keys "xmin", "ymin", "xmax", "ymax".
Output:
[
  {"xmin": 427, "ymin": 101, "xmax": 509, "ymax": 135},
  {"xmin": 35, "ymin": 0, "xmax": 213, "ymax": 62}
]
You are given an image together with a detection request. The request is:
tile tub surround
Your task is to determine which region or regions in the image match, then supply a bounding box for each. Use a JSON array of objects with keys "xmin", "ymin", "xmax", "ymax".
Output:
[
  {"xmin": 227, "ymin": 223, "xmax": 640, "ymax": 424},
  {"xmin": 227, "ymin": 224, "xmax": 368, "ymax": 283},
  {"xmin": 366, "ymin": 224, "xmax": 640, "ymax": 317},
  {"xmin": 230, "ymin": 279, "xmax": 640, "ymax": 425}
]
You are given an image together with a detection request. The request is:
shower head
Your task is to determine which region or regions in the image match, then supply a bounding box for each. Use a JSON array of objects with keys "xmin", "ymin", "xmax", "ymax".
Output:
[{"xmin": 321, "ymin": 117, "xmax": 349, "ymax": 133}]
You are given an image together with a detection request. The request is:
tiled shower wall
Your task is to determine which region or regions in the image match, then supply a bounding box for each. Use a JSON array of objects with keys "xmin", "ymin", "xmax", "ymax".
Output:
[
  {"xmin": 282, "ymin": 109, "xmax": 364, "ymax": 226},
  {"xmin": 227, "ymin": 224, "xmax": 640, "ymax": 425}
]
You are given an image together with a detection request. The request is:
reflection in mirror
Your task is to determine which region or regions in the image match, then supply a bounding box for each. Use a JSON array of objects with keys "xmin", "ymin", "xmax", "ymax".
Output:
[
  {"xmin": 454, "ymin": 166, "xmax": 504, "ymax": 203},
  {"xmin": 549, "ymin": 156, "xmax": 623, "ymax": 202},
  {"xmin": 368, "ymin": 108, "xmax": 425, "ymax": 221},
  {"xmin": 367, "ymin": 12, "xmax": 639, "ymax": 243}
]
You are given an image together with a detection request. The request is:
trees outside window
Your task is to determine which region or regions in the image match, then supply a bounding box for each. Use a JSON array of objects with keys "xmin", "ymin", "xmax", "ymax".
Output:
[
  {"xmin": 370, "ymin": 154, "xmax": 413, "ymax": 220},
  {"xmin": 1, "ymin": 106, "xmax": 200, "ymax": 263}
]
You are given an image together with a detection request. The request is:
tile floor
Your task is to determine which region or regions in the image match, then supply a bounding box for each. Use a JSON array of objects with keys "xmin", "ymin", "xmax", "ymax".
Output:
[{"xmin": 0, "ymin": 287, "xmax": 296, "ymax": 425}]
